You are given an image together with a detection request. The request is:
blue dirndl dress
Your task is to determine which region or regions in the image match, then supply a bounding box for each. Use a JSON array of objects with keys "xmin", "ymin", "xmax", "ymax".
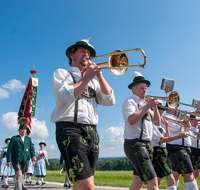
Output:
[
  {"xmin": 26, "ymin": 158, "xmax": 34, "ymax": 176},
  {"xmin": 34, "ymin": 150, "xmax": 47, "ymax": 177},
  {"xmin": 0, "ymin": 146, "xmax": 15, "ymax": 177}
]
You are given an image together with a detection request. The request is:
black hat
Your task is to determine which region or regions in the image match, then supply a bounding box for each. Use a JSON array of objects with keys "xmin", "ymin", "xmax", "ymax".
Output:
[
  {"xmin": 5, "ymin": 138, "xmax": 11, "ymax": 144},
  {"xmin": 128, "ymin": 71, "xmax": 151, "ymax": 89},
  {"xmin": 39, "ymin": 142, "xmax": 46, "ymax": 147},
  {"xmin": 190, "ymin": 115, "xmax": 197, "ymax": 120},
  {"xmin": 66, "ymin": 38, "xmax": 96, "ymax": 58}
]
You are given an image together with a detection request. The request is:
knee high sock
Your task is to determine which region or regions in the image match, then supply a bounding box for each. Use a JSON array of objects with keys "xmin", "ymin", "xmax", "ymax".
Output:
[
  {"xmin": 184, "ymin": 181, "xmax": 198, "ymax": 190},
  {"xmin": 175, "ymin": 180, "xmax": 179, "ymax": 186},
  {"xmin": 36, "ymin": 177, "xmax": 40, "ymax": 183},
  {"xmin": 2, "ymin": 177, "xmax": 5, "ymax": 185},
  {"xmin": 167, "ymin": 186, "xmax": 177, "ymax": 190},
  {"xmin": 41, "ymin": 177, "xmax": 44, "ymax": 182}
]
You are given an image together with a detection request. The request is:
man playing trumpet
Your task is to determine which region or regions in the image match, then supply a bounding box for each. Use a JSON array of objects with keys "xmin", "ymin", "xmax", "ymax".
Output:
[{"xmin": 122, "ymin": 71, "xmax": 160, "ymax": 190}]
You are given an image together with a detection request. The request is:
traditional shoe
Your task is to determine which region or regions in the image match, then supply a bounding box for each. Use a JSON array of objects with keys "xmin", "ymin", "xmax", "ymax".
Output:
[
  {"xmin": 42, "ymin": 182, "xmax": 46, "ymax": 185},
  {"xmin": 36, "ymin": 182, "xmax": 39, "ymax": 185},
  {"xmin": 25, "ymin": 181, "xmax": 28, "ymax": 183},
  {"xmin": 29, "ymin": 181, "xmax": 32, "ymax": 184},
  {"xmin": 2, "ymin": 185, "xmax": 6, "ymax": 188},
  {"xmin": 5, "ymin": 185, "xmax": 9, "ymax": 189}
]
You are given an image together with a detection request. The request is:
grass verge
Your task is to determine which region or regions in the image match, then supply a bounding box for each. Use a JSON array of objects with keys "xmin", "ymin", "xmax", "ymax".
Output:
[{"xmin": 31, "ymin": 170, "xmax": 200, "ymax": 190}]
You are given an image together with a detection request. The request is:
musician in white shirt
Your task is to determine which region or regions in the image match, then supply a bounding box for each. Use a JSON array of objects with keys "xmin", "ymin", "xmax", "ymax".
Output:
[
  {"xmin": 189, "ymin": 115, "xmax": 200, "ymax": 180},
  {"xmin": 165, "ymin": 107, "xmax": 198, "ymax": 190},
  {"xmin": 122, "ymin": 71, "xmax": 160, "ymax": 190},
  {"xmin": 51, "ymin": 38, "xmax": 115, "ymax": 190}
]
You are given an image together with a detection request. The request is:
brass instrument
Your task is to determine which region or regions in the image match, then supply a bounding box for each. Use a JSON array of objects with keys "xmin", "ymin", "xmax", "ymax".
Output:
[
  {"xmin": 147, "ymin": 91, "xmax": 200, "ymax": 118},
  {"xmin": 84, "ymin": 48, "xmax": 147, "ymax": 76},
  {"xmin": 162, "ymin": 116, "xmax": 200, "ymax": 140}
]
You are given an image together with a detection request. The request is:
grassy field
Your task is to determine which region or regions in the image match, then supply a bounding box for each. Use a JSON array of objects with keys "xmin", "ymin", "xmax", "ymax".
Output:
[{"xmin": 31, "ymin": 170, "xmax": 200, "ymax": 190}]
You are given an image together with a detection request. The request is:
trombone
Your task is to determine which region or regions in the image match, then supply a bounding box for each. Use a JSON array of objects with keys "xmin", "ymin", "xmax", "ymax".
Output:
[
  {"xmin": 83, "ymin": 48, "xmax": 147, "ymax": 76},
  {"xmin": 146, "ymin": 91, "xmax": 200, "ymax": 117},
  {"xmin": 162, "ymin": 116, "xmax": 200, "ymax": 140}
]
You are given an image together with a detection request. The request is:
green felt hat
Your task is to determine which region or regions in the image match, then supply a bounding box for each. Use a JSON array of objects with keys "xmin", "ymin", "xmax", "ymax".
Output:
[
  {"xmin": 66, "ymin": 38, "xmax": 96, "ymax": 57},
  {"xmin": 128, "ymin": 72, "xmax": 151, "ymax": 89},
  {"xmin": 158, "ymin": 103, "xmax": 166, "ymax": 111},
  {"xmin": 5, "ymin": 138, "xmax": 11, "ymax": 144},
  {"xmin": 19, "ymin": 124, "xmax": 28, "ymax": 130}
]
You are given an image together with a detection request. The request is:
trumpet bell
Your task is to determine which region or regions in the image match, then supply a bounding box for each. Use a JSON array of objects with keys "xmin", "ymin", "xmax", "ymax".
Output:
[
  {"xmin": 168, "ymin": 91, "xmax": 180, "ymax": 108},
  {"xmin": 108, "ymin": 50, "xmax": 129, "ymax": 76}
]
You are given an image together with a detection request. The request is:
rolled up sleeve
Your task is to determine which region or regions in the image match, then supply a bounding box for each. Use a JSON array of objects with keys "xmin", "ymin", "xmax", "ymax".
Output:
[{"xmin": 52, "ymin": 69, "xmax": 75, "ymax": 107}]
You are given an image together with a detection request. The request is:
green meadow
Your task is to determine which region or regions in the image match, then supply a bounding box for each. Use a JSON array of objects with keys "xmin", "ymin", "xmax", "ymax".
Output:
[{"xmin": 31, "ymin": 170, "xmax": 200, "ymax": 190}]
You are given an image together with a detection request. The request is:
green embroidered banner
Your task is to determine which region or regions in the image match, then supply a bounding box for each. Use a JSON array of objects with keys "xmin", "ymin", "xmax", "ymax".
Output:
[{"xmin": 31, "ymin": 77, "xmax": 38, "ymax": 118}]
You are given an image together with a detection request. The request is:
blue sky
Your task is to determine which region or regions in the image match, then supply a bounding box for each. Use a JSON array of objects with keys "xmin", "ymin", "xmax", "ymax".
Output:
[{"xmin": 1, "ymin": 0, "xmax": 200, "ymax": 159}]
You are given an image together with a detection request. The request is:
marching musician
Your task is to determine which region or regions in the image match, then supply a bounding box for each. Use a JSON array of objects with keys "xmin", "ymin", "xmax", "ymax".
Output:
[
  {"xmin": 122, "ymin": 71, "xmax": 160, "ymax": 190},
  {"xmin": 6, "ymin": 117, "xmax": 36, "ymax": 190},
  {"xmin": 165, "ymin": 106, "xmax": 198, "ymax": 190},
  {"xmin": 51, "ymin": 38, "xmax": 115, "ymax": 190},
  {"xmin": 189, "ymin": 115, "xmax": 200, "ymax": 180},
  {"xmin": 152, "ymin": 102, "xmax": 189, "ymax": 190}
]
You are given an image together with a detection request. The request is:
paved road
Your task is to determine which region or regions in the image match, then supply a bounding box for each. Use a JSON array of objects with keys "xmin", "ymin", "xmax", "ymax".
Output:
[{"xmin": 0, "ymin": 179, "xmax": 166, "ymax": 190}]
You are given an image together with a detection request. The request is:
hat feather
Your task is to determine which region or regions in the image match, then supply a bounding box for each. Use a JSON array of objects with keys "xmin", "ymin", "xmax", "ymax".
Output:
[
  {"xmin": 18, "ymin": 117, "xmax": 28, "ymax": 126},
  {"xmin": 134, "ymin": 71, "xmax": 143, "ymax": 77}
]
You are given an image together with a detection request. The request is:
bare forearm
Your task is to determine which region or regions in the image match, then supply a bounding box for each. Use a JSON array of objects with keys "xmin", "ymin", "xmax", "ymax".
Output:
[
  {"xmin": 160, "ymin": 134, "xmax": 182, "ymax": 143},
  {"xmin": 73, "ymin": 77, "xmax": 90, "ymax": 99},
  {"xmin": 153, "ymin": 106, "xmax": 160, "ymax": 126},
  {"xmin": 128, "ymin": 105, "xmax": 150, "ymax": 125},
  {"xmin": 96, "ymin": 74, "xmax": 112, "ymax": 95}
]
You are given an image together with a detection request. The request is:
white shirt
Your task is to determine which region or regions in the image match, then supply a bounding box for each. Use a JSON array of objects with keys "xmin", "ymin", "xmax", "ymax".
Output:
[
  {"xmin": 165, "ymin": 113, "xmax": 191, "ymax": 146},
  {"xmin": 20, "ymin": 135, "xmax": 25, "ymax": 142},
  {"xmin": 122, "ymin": 94, "xmax": 154, "ymax": 141},
  {"xmin": 190, "ymin": 126, "xmax": 199, "ymax": 148},
  {"xmin": 51, "ymin": 67, "xmax": 115, "ymax": 125},
  {"xmin": 151, "ymin": 124, "xmax": 166, "ymax": 148}
]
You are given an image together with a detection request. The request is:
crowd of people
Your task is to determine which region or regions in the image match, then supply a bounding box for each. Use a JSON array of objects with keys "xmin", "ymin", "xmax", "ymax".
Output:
[
  {"xmin": 0, "ymin": 117, "xmax": 50, "ymax": 190},
  {"xmin": 1, "ymin": 38, "xmax": 199, "ymax": 190},
  {"xmin": 50, "ymin": 38, "xmax": 200, "ymax": 190}
]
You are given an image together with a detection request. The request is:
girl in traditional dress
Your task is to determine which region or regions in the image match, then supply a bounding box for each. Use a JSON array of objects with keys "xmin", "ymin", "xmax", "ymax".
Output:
[
  {"xmin": 0, "ymin": 138, "xmax": 15, "ymax": 188},
  {"xmin": 34, "ymin": 142, "xmax": 50, "ymax": 185}
]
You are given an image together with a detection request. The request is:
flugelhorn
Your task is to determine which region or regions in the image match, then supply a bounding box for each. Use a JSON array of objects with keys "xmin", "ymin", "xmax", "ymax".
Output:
[
  {"xmin": 162, "ymin": 116, "xmax": 200, "ymax": 140},
  {"xmin": 84, "ymin": 48, "xmax": 147, "ymax": 76}
]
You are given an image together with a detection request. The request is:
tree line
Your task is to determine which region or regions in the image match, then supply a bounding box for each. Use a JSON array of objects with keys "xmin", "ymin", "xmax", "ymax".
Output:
[{"xmin": 47, "ymin": 157, "xmax": 133, "ymax": 171}]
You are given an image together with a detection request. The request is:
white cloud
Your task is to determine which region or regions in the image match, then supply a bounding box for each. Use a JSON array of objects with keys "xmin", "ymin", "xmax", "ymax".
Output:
[
  {"xmin": 101, "ymin": 125, "xmax": 124, "ymax": 149},
  {"xmin": 2, "ymin": 79, "xmax": 25, "ymax": 93},
  {"xmin": 1, "ymin": 112, "xmax": 49, "ymax": 139},
  {"xmin": 31, "ymin": 118, "xmax": 49, "ymax": 139},
  {"xmin": 49, "ymin": 145, "xmax": 57, "ymax": 150},
  {"xmin": 1, "ymin": 112, "xmax": 19, "ymax": 134},
  {"xmin": 0, "ymin": 87, "xmax": 10, "ymax": 100}
]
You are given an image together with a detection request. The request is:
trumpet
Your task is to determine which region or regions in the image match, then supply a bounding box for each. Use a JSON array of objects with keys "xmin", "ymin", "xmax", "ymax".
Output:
[
  {"xmin": 162, "ymin": 116, "xmax": 200, "ymax": 140},
  {"xmin": 84, "ymin": 48, "xmax": 147, "ymax": 76}
]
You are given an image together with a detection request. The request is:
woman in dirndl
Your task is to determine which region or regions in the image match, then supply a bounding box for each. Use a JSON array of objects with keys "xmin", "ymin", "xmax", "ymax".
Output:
[
  {"xmin": 34, "ymin": 142, "xmax": 50, "ymax": 185},
  {"xmin": 0, "ymin": 138, "xmax": 15, "ymax": 188}
]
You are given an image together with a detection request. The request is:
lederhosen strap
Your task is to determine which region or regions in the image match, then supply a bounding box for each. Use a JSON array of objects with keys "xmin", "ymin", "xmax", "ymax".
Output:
[
  {"xmin": 197, "ymin": 139, "xmax": 199, "ymax": 149},
  {"xmin": 68, "ymin": 71, "xmax": 79, "ymax": 125},
  {"xmin": 133, "ymin": 100, "xmax": 152, "ymax": 140},
  {"xmin": 68, "ymin": 71, "xmax": 98, "ymax": 125}
]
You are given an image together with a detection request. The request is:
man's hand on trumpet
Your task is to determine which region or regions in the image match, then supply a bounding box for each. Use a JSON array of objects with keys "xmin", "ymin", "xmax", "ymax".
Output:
[
  {"xmin": 146, "ymin": 97, "xmax": 159, "ymax": 109},
  {"xmin": 84, "ymin": 60, "xmax": 101, "ymax": 80}
]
